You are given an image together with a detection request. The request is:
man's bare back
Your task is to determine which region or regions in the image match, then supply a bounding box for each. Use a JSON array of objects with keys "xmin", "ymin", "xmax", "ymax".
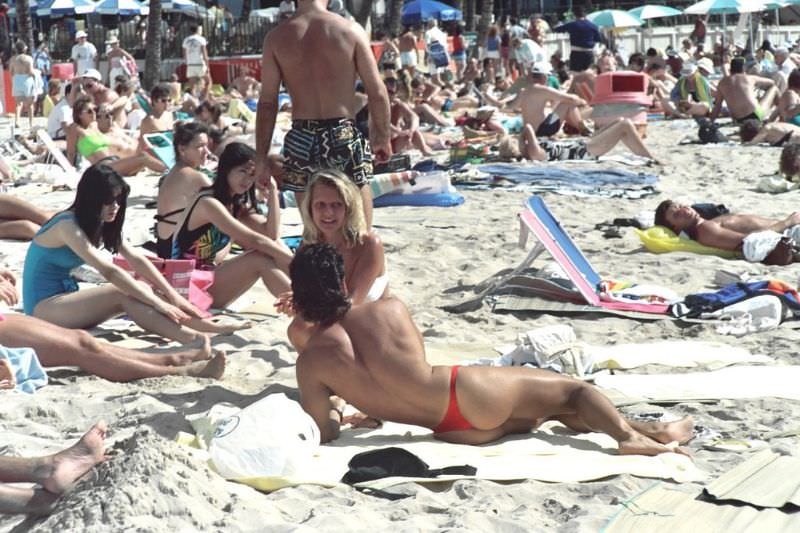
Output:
[
  {"xmin": 292, "ymin": 244, "xmax": 693, "ymax": 455},
  {"xmin": 717, "ymin": 73, "xmax": 759, "ymax": 120},
  {"xmin": 399, "ymin": 31, "xmax": 417, "ymax": 53},
  {"xmin": 519, "ymin": 85, "xmax": 556, "ymax": 129}
]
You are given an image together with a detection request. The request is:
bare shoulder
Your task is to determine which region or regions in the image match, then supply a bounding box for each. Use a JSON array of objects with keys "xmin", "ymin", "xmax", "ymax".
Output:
[
  {"xmin": 361, "ymin": 231, "xmax": 384, "ymax": 249},
  {"xmin": 303, "ymin": 323, "xmax": 352, "ymax": 364}
]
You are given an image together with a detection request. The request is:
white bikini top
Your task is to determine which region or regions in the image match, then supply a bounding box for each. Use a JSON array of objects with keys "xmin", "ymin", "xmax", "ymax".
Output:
[{"xmin": 364, "ymin": 272, "xmax": 389, "ymax": 303}]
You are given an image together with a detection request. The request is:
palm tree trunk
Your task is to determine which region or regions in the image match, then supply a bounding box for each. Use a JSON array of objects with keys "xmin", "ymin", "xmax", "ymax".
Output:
[
  {"xmin": 17, "ymin": 0, "xmax": 35, "ymax": 53},
  {"xmin": 144, "ymin": 0, "xmax": 162, "ymax": 91},
  {"xmin": 465, "ymin": 0, "xmax": 475, "ymax": 31},
  {"xmin": 389, "ymin": 0, "xmax": 404, "ymax": 35},
  {"xmin": 347, "ymin": 0, "xmax": 373, "ymax": 28}
]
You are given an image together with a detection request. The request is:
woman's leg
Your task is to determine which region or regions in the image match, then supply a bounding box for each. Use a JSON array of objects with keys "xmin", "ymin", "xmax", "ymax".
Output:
[
  {"xmin": 0, "ymin": 315, "xmax": 223, "ymax": 381},
  {"xmin": 0, "ymin": 220, "xmax": 40, "ymax": 240},
  {"xmin": 33, "ymin": 285, "xmax": 204, "ymax": 345},
  {"xmin": 520, "ymin": 124, "xmax": 547, "ymax": 161},
  {"xmin": 414, "ymin": 102, "xmax": 453, "ymax": 127},
  {"xmin": 0, "ymin": 194, "xmax": 52, "ymax": 225},
  {"xmin": 207, "ymin": 250, "xmax": 291, "ymax": 308},
  {"xmin": 586, "ymin": 118, "xmax": 657, "ymax": 160}
]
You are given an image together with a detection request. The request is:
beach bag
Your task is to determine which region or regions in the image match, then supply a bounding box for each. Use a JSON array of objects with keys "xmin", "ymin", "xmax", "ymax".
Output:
[
  {"xmin": 428, "ymin": 40, "xmax": 450, "ymax": 68},
  {"xmin": 208, "ymin": 393, "xmax": 320, "ymax": 479},
  {"xmin": 341, "ymin": 447, "xmax": 476, "ymax": 484},
  {"xmin": 763, "ymin": 237, "xmax": 797, "ymax": 266},
  {"xmin": 697, "ymin": 118, "xmax": 727, "ymax": 144},
  {"xmin": 112, "ymin": 255, "xmax": 214, "ymax": 314}
]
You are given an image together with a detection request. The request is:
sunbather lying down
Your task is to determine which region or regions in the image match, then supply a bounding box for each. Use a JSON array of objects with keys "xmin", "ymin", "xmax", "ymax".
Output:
[
  {"xmin": 655, "ymin": 199, "xmax": 800, "ymax": 263},
  {"xmin": 291, "ymin": 244, "xmax": 693, "ymax": 456},
  {"xmin": 498, "ymin": 117, "xmax": 660, "ymax": 164}
]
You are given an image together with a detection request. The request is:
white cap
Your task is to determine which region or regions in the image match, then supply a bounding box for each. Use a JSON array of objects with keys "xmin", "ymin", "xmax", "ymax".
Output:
[
  {"xmin": 697, "ymin": 57, "xmax": 714, "ymax": 75},
  {"xmin": 530, "ymin": 61, "xmax": 551, "ymax": 75},
  {"xmin": 75, "ymin": 30, "xmax": 87, "ymax": 40},
  {"xmin": 680, "ymin": 63, "xmax": 697, "ymax": 77},
  {"xmin": 82, "ymin": 68, "xmax": 102, "ymax": 81}
]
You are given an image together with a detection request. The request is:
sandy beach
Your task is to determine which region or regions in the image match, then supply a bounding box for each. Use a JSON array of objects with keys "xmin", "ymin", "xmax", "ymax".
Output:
[{"xmin": 2, "ymin": 117, "xmax": 800, "ymax": 532}]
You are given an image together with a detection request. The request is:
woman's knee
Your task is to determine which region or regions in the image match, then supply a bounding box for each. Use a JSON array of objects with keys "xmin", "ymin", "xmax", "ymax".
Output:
[{"xmin": 74, "ymin": 329, "xmax": 103, "ymax": 356}]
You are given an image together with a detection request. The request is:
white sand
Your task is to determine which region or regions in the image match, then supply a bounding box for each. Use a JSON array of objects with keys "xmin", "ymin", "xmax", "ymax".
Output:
[{"xmin": 2, "ymin": 119, "xmax": 800, "ymax": 531}]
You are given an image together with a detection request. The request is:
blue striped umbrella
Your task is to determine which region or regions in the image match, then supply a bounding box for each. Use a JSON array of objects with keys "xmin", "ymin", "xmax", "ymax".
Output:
[
  {"xmin": 93, "ymin": 0, "xmax": 149, "ymax": 16},
  {"xmin": 587, "ymin": 9, "xmax": 643, "ymax": 28},
  {"xmin": 36, "ymin": 0, "xmax": 96, "ymax": 17}
]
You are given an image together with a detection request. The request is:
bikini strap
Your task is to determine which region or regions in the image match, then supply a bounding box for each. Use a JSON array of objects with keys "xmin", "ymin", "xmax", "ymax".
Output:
[{"xmin": 154, "ymin": 207, "xmax": 185, "ymax": 225}]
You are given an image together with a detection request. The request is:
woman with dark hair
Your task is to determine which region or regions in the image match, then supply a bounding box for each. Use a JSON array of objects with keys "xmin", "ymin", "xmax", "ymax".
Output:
[
  {"xmin": 22, "ymin": 164, "xmax": 238, "ymax": 346},
  {"xmin": 157, "ymin": 142, "xmax": 292, "ymax": 305},
  {"xmin": 155, "ymin": 122, "xmax": 214, "ymax": 250},
  {"xmin": 66, "ymin": 96, "xmax": 166, "ymax": 176}
]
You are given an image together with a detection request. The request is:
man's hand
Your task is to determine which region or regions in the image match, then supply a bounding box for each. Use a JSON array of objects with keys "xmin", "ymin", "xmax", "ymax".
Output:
[
  {"xmin": 274, "ymin": 291, "xmax": 295, "ymax": 316},
  {"xmin": 342, "ymin": 412, "xmax": 383, "ymax": 429},
  {"xmin": 370, "ymin": 135, "xmax": 393, "ymax": 164}
]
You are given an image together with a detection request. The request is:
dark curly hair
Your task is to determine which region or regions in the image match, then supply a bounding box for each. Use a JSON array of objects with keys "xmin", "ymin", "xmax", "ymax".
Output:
[
  {"xmin": 654, "ymin": 199, "xmax": 675, "ymax": 231},
  {"xmin": 290, "ymin": 244, "xmax": 351, "ymax": 326}
]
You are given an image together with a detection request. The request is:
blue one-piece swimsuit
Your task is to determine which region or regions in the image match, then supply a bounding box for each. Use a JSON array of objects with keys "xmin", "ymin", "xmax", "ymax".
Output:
[{"xmin": 23, "ymin": 213, "xmax": 85, "ymax": 315}]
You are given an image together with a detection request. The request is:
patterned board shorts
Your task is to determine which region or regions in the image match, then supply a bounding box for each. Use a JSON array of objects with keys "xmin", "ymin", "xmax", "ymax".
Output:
[
  {"xmin": 539, "ymin": 139, "xmax": 596, "ymax": 162},
  {"xmin": 282, "ymin": 117, "xmax": 373, "ymax": 192}
]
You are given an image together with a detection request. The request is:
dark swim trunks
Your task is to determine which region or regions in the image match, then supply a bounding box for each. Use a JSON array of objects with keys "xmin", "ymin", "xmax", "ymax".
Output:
[
  {"xmin": 433, "ymin": 365, "xmax": 475, "ymax": 434},
  {"xmin": 569, "ymin": 50, "xmax": 594, "ymax": 72},
  {"xmin": 282, "ymin": 117, "xmax": 373, "ymax": 192},
  {"xmin": 535, "ymin": 112, "xmax": 562, "ymax": 137}
]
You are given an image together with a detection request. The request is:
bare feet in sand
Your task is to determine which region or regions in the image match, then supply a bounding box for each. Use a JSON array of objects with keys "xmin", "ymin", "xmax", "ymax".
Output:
[
  {"xmin": 618, "ymin": 432, "xmax": 690, "ymax": 457},
  {"xmin": 0, "ymin": 359, "xmax": 16, "ymax": 389},
  {"xmin": 186, "ymin": 351, "xmax": 226, "ymax": 379},
  {"xmin": 195, "ymin": 317, "xmax": 253, "ymax": 335},
  {"xmin": 36, "ymin": 421, "xmax": 109, "ymax": 494},
  {"xmin": 628, "ymin": 416, "xmax": 695, "ymax": 445},
  {"xmin": 167, "ymin": 335, "xmax": 213, "ymax": 365}
]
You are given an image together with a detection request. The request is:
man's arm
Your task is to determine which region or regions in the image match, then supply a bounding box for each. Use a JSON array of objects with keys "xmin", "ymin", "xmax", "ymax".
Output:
[
  {"xmin": 696, "ymin": 222, "xmax": 748, "ymax": 251},
  {"xmin": 769, "ymin": 212, "xmax": 800, "ymax": 232},
  {"xmin": 296, "ymin": 353, "xmax": 342, "ymax": 443},
  {"xmin": 751, "ymin": 75, "xmax": 776, "ymax": 90},
  {"xmin": 255, "ymin": 32, "xmax": 282, "ymax": 185},
  {"xmin": 709, "ymin": 83, "xmax": 725, "ymax": 121},
  {"xmin": 353, "ymin": 23, "xmax": 391, "ymax": 163}
]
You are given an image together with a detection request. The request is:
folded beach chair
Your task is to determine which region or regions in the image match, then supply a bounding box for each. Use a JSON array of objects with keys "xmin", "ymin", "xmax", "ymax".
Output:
[
  {"xmin": 515, "ymin": 196, "xmax": 669, "ymax": 315},
  {"xmin": 143, "ymin": 132, "xmax": 176, "ymax": 170},
  {"xmin": 35, "ymin": 129, "xmax": 81, "ymax": 188}
]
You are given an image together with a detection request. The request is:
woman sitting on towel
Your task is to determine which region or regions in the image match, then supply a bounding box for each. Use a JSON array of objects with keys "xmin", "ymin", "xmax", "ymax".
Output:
[
  {"xmin": 0, "ymin": 269, "xmax": 225, "ymax": 381},
  {"xmin": 155, "ymin": 122, "xmax": 216, "ymax": 251},
  {"xmin": 277, "ymin": 169, "xmax": 389, "ymax": 350},
  {"xmin": 156, "ymin": 142, "xmax": 292, "ymax": 305},
  {"xmin": 66, "ymin": 96, "xmax": 166, "ymax": 177},
  {"xmin": 22, "ymin": 164, "xmax": 246, "ymax": 346}
]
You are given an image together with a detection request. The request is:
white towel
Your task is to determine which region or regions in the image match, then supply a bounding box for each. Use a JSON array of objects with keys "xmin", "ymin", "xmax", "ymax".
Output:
[{"xmin": 742, "ymin": 230, "xmax": 783, "ymax": 262}]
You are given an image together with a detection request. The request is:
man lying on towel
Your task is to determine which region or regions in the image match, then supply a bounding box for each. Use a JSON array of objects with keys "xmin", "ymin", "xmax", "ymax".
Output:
[
  {"xmin": 287, "ymin": 244, "xmax": 693, "ymax": 455},
  {"xmin": 655, "ymin": 200, "xmax": 800, "ymax": 264}
]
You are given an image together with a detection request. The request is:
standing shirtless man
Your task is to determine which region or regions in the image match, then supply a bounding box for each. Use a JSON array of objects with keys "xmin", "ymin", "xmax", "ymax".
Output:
[
  {"xmin": 255, "ymin": 0, "xmax": 392, "ymax": 228},
  {"xmin": 290, "ymin": 244, "xmax": 693, "ymax": 454},
  {"xmin": 711, "ymin": 56, "xmax": 778, "ymax": 123},
  {"xmin": 398, "ymin": 27, "xmax": 419, "ymax": 76}
]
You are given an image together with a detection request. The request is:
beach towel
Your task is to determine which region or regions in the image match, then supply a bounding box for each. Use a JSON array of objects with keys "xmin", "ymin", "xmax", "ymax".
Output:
[
  {"xmin": 0, "ymin": 345, "xmax": 48, "ymax": 393},
  {"xmin": 595, "ymin": 365, "xmax": 800, "ymax": 403},
  {"xmin": 603, "ymin": 483, "xmax": 798, "ymax": 533},
  {"xmin": 143, "ymin": 132, "xmax": 176, "ymax": 170},
  {"xmin": 703, "ymin": 449, "xmax": 800, "ymax": 508},
  {"xmin": 180, "ymin": 417, "xmax": 704, "ymax": 492},
  {"xmin": 468, "ymin": 164, "xmax": 658, "ymax": 199}
]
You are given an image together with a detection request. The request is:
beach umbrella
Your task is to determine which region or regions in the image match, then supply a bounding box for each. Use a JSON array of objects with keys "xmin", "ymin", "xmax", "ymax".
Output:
[
  {"xmin": 627, "ymin": 5, "xmax": 683, "ymax": 20},
  {"xmin": 142, "ymin": 0, "xmax": 207, "ymax": 17},
  {"xmin": 684, "ymin": 0, "xmax": 769, "ymax": 49},
  {"xmin": 8, "ymin": 0, "xmax": 39, "ymax": 16},
  {"xmin": 586, "ymin": 9, "xmax": 643, "ymax": 28},
  {"xmin": 93, "ymin": 0, "xmax": 149, "ymax": 15},
  {"xmin": 36, "ymin": 0, "xmax": 96, "ymax": 17},
  {"xmin": 401, "ymin": 0, "xmax": 462, "ymax": 26}
]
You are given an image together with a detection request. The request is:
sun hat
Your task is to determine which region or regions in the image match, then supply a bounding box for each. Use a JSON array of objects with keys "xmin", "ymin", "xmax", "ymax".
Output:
[
  {"xmin": 75, "ymin": 30, "xmax": 87, "ymax": 40},
  {"xmin": 680, "ymin": 63, "xmax": 697, "ymax": 77},
  {"xmin": 106, "ymin": 35, "xmax": 119, "ymax": 45},
  {"xmin": 696, "ymin": 57, "xmax": 714, "ymax": 75},
  {"xmin": 82, "ymin": 68, "xmax": 102, "ymax": 81}
]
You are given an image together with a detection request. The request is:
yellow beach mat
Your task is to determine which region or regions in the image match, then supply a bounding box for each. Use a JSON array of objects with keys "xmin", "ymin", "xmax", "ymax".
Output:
[
  {"xmin": 635, "ymin": 226, "xmax": 739, "ymax": 258},
  {"xmin": 603, "ymin": 483, "xmax": 798, "ymax": 533},
  {"xmin": 588, "ymin": 341, "xmax": 774, "ymax": 370},
  {"xmin": 178, "ymin": 419, "xmax": 705, "ymax": 493},
  {"xmin": 595, "ymin": 365, "xmax": 800, "ymax": 403}
]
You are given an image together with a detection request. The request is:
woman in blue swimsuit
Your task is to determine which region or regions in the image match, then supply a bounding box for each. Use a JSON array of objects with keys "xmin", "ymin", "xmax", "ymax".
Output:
[
  {"xmin": 157, "ymin": 142, "xmax": 292, "ymax": 306},
  {"xmin": 22, "ymin": 164, "xmax": 244, "ymax": 345}
]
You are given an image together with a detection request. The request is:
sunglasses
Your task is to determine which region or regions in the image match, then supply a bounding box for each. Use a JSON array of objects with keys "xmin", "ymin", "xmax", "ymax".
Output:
[
  {"xmin": 384, "ymin": 78, "xmax": 398, "ymax": 84},
  {"xmin": 83, "ymin": 107, "xmax": 96, "ymax": 114},
  {"xmin": 103, "ymin": 194, "xmax": 123, "ymax": 206}
]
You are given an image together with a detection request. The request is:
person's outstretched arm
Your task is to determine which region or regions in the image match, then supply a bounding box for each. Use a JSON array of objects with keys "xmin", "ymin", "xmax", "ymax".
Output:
[
  {"xmin": 255, "ymin": 32, "xmax": 281, "ymax": 186},
  {"xmin": 354, "ymin": 23, "xmax": 392, "ymax": 163}
]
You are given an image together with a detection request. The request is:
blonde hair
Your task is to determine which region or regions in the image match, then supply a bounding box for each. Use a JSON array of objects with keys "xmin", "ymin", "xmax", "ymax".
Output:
[{"xmin": 301, "ymin": 169, "xmax": 368, "ymax": 246}]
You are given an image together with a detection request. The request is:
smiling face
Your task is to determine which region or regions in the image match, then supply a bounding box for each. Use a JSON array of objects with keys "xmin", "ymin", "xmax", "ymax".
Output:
[
  {"xmin": 664, "ymin": 203, "xmax": 701, "ymax": 232},
  {"xmin": 226, "ymin": 159, "xmax": 256, "ymax": 196},
  {"xmin": 310, "ymin": 182, "xmax": 347, "ymax": 238},
  {"xmin": 179, "ymin": 133, "xmax": 209, "ymax": 167},
  {"xmin": 78, "ymin": 101, "xmax": 96, "ymax": 126}
]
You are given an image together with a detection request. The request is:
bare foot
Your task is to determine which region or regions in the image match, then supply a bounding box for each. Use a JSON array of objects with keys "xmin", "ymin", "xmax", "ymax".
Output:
[
  {"xmin": 618, "ymin": 432, "xmax": 690, "ymax": 457},
  {"xmin": 174, "ymin": 334, "xmax": 213, "ymax": 363},
  {"xmin": 630, "ymin": 416, "xmax": 694, "ymax": 445},
  {"xmin": 194, "ymin": 318, "xmax": 253, "ymax": 335},
  {"xmin": 37, "ymin": 421, "xmax": 109, "ymax": 494},
  {"xmin": 0, "ymin": 358, "xmax": 16, "ymax": 389},
  {"xmin": 187, "ymin": 352, "xmax": 226, "ymax": 379}
]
